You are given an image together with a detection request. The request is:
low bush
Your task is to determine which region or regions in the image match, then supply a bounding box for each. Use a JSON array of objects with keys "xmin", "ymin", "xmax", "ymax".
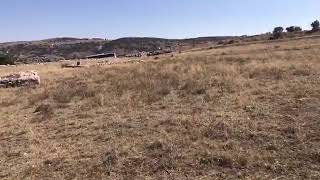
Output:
[{"xmin": 0, "ymin": 53, "xmax": 15, "ymax": 65}]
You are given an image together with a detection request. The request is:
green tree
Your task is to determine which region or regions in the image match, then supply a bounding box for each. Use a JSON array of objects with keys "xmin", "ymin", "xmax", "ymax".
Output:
[
  {"xmin": 273, "ymin": 27, "xmax": 284, "ymax": 39},
  {"xmin": 286, "ymin": 26, "xmax": 302, "ymax": 33},
  {"xmin": 0, "ymin": 53, "xmax": 15, "ymax": 65},
  {"xmin": 311, "ymin": 20, "xmax": 320, "ymax": 31}
]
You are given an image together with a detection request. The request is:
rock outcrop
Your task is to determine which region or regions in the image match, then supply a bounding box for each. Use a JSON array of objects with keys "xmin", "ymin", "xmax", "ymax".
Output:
[{"xmin": 0, "ymin": 71, "xmax": 40, "ymax": 88}]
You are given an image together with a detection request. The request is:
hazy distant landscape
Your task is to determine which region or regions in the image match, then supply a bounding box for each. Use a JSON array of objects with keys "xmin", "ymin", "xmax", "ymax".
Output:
[
  {"xmin": 1, "ymin": 27, "xmax": 320, "ymax": 64},
  {"xmin": 0, "ymin": 36, "xmax": 233, "ymax": 63}
]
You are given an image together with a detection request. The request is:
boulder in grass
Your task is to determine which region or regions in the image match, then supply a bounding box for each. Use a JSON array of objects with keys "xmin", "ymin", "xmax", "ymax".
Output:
[{"xmin": 0, "ymin": 71, "xmax": 40, "ymax": 88}]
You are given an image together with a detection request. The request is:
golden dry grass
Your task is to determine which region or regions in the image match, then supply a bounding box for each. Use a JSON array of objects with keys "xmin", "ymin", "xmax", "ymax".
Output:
[{"xmin": 0, "ymin": 38, "xmax": 320, "ymax": 179}]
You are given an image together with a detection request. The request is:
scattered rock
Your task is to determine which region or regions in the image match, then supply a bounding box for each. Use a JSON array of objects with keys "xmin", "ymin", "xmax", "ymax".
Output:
[
  {"xmin": 0, "ymin": 71, "xmax": 40, "ymax": 88},
  {"xmin": 33, "ymin": 104, "xmax": 52, "ymax": 114},
  {"xmin": 102, "ymin": 150, "xmax": 118, "ymax": 167},
  {"xmin": 61, "ymin": 63, "xmax": 84, "ymax": 68}
]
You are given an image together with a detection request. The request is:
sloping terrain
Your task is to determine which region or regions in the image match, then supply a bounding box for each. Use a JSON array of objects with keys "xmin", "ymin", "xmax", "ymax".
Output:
[
  {"xmin": 0, "ymin": 36, "xmax": 234, "ymax": 64},
  {"xmin": 0, "ymin": 37, "xmax": 319, "ymax": 179}
]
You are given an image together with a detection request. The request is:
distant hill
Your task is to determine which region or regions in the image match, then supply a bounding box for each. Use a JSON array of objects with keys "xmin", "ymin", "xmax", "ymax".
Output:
[{"xmin": 0, "ymin": 36, "xmax": 235, "ymax": 64}]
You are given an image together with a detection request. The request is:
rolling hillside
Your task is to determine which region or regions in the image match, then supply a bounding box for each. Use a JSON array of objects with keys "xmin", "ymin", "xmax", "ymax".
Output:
[
  {"xmin": 0, "ymin": 36, "xmax": 319, "ymax": 179},
  {"xmin": 0, "ymin": 36, "xmax": 235, "ymax": 64}
]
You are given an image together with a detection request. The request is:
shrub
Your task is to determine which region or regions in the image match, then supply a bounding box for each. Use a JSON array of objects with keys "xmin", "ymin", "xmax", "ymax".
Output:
[
  {"xmin": 311, "ymin": 20, "xmax": 320, "ymax": 31},
  {"xmin": 272, "ymin": 27, "xmax": 284, "ymax": 39},
  {"xmin": 286, "ymin": 26, "xmax": 302, "ymax": 33},
  {"xmin": 0, "ymin": 53, "xmax": 15, "ymax": 65}
]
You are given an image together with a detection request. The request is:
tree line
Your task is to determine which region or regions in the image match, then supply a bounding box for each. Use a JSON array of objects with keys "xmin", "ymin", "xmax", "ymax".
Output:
[{"xmin": 273, "ymin": 20, "xmax": 320, "ymax": 39}]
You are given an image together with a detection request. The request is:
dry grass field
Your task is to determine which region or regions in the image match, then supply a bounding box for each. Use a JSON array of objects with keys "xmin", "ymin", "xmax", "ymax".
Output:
[{"xmin": 0, "ymin": 37, "xmax": 320, "ymax": 179}]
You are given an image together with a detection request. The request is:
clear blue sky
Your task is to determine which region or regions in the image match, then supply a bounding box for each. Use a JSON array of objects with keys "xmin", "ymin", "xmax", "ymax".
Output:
[{"xmin": 1, "ymin": 0, "xmax": 319, "ymax": 42}]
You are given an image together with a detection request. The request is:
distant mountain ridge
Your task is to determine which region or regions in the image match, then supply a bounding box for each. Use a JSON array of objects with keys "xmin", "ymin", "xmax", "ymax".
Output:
[{"xmin": 0, "ymin": 36, "xmax": 235, "ymax": 63}]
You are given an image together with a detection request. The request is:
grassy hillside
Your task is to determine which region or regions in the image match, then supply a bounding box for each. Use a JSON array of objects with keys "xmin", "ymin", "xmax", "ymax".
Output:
[
  {"xmin": 0, "ymin": 36, "xmax": 234, "ymax": 64},
  {"xmin": 0, "ymin": 37, "xmax": 319, "ymax": 179}
]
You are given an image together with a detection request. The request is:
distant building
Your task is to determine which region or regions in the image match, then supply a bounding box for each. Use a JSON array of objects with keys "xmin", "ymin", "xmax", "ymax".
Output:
[{"xmin": 86, "ymin": 53, "xmax": 117, "ymax": 59}]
